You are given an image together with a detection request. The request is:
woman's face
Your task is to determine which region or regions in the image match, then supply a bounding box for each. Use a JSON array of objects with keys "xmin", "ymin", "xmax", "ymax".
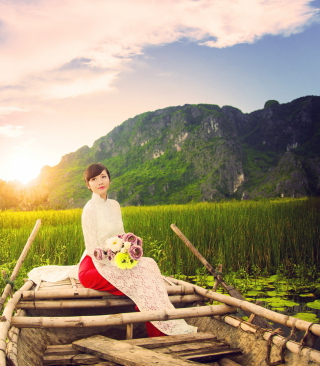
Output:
[{"xmin": 87, "ymin": 169, "xmax": 110, "ymax": 200}]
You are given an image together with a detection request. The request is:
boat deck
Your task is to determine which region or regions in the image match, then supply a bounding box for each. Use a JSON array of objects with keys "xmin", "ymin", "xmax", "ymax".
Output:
[
  {"xmin": 44, "ymin": 332, "xmax": 242, "ymax": 365},
  {"xmin": 9, "ymin": 277, "xmax": 242, "ymax": 366}
]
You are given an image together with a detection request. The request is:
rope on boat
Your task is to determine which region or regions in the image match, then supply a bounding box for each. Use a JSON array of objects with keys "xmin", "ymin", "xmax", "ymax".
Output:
[
  {"xmin": 4, "ymin": 280, "xmax": 15, "ymax": 288},
  {"xmin": 300, "ymin": 322, "xmax": 317, "ymax": 350},
  {"xmin": 265, "ymin": 328, "xmax": 285, "ymax": 366},
  {"xmin": 266, "ymin": 319, "xmax": 298, "ymax": 366}
]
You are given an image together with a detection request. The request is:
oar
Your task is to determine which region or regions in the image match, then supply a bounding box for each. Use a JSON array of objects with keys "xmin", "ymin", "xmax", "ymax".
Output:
[
  {"xmin": 0, "ymin": 219, "xmax": 42, "ymax": 312},
  {"xmin": 170, "ymin": 223, "xmax": 272, "ymax": 329}
]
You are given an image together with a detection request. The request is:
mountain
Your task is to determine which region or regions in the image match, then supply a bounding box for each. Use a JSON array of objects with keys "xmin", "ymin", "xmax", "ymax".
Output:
[{"xmin": 19, "ymin": 95, "xmax": 320, "ymax": 209}]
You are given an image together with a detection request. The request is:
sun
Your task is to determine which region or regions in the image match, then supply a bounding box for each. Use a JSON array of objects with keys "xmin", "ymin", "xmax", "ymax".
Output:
[{"xmin": 4, "ymin": 151, "xmax": 43, "ymax": 185}]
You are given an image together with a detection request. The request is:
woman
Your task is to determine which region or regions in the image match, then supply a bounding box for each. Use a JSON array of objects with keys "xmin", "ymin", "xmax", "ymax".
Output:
[{"xmin": 28, "ymin": 163, "xmax": 196, "ymax": 337}]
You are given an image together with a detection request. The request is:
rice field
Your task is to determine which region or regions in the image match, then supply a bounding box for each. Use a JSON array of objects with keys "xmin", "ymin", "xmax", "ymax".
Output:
[{"xmin": 0, "ymin": 197, "xmax": 319, "ymax": 293}]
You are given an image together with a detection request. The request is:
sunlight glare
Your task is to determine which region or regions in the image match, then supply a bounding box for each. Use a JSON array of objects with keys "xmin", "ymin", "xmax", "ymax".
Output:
[{"xmin": 4, "ymin": 151, "xmax": 43, "ymax": 185}]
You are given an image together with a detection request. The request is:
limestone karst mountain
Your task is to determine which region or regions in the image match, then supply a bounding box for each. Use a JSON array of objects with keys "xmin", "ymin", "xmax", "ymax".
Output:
[{"xmin": 4, "ymin": 95, "xmax": 320, "ymax": 210}]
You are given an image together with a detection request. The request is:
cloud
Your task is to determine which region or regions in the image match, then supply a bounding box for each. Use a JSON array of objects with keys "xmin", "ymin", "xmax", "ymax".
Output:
[
  {"xmin": 43, "ymin": 70, "xmax": 119, "ymax": 99},
  {"xmin": 0, "ymin": 0, "xmax": 318, "ymax": 100},
  {"xmin": 0, "ymin": 124, "xmax": 24, "ymax": 137},
  {"xmin": 0, "ymin": 106, "xmax": 28, "ymax": 115}
]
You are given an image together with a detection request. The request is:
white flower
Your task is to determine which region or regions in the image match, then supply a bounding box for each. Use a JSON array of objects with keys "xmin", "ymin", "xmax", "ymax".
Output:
[
  {"xmin": 120, "ymin": 247, "xmax": 127, "ymax": 253},
  {"xmin": 105, "ymin": 236, "xmax": 124, "ymax": 253},
  {"xmin": 124, "ymin": 241, "xmax": 131, "ymax": 250}
]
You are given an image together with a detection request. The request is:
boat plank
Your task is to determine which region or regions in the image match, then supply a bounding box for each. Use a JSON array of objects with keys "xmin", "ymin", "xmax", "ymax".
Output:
[
  {"xmin": 156, "ymin": 342, "xmax": 230, "ymax": 355},
  {"xmin": 44, "ymin": 344, "xmax": 77, "ymax": 356},
  {"xmin": 43, "ymin": 344, "xmax": 121, "ymax": 365},
  {"xmin": 218, "ymin": 358, "xmax": 242, "ymax": 366},
  {"xmin": 180, "ymin": 348, "xmax": 242, "ymax": 363},
  {"xmin": 124, "ymin": 332, "xmax": 218, "ymax": 348},
  {"xmin": 43, "ymin": 352, "xmax": 102, "ymax": 365},
  {"xmin": 72, "ymin": 336, "xmax": 204, "ymax": 366},
  {"xmin": 125, "ymin": 335, "xmax": 242, "ymax": 363}
]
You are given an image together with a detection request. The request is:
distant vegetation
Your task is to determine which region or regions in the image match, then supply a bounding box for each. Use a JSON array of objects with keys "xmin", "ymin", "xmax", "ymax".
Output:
[
  {"xmin": 0, "ymin": 96, "xmax": 319, "ymax": 210},
  {"xmin": 1, "ymin": 197, "xmax": 319, "ymax": 294}
]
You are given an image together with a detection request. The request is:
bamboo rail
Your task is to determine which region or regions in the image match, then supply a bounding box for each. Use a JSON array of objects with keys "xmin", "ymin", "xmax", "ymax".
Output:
[
  {"xmin": 168, "ymin": 277, "xmax": 320, "ymax": 337},
  {"xmin": 0, "ymin": 281, "xmax": 34, "ymax": 366},
  {"xmin": 11, "ymin": 304, "xmax": 236, "ymax": 328},
  {"xmin": 16, "ymin": 294, "xmax": 204, "ymax": 310},
  {"xmin": 0, "ymin": 219, "xmax": 41, "ymax": 312},
  {"xmin": 6, "ymin": 309, "xmax": 26, "ymax": 366},
  {"xmin": 219, "ymin": 315, "xmax": 320, "ymax": 363},
  {"xmin": 21, "ymin": 284, "xmax": 195, "ymax": 300}
]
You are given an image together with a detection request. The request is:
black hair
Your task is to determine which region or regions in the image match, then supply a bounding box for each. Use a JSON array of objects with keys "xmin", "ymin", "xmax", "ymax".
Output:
[{"xmin": 84, "ymin": 163, "xmax": 111, "ymax": 184}]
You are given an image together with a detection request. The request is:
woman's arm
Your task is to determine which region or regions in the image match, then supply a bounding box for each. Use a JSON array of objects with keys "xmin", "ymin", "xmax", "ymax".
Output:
[{"xmin": 81, "ymin": 202, "xmax": 99, "ymax": 258}]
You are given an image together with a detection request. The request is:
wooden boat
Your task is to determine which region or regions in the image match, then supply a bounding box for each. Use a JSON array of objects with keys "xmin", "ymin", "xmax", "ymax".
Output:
[
  {"xmin": 1, "ymin": 220, "xmax": 320, "ymax": 366},
  {"xmin": 1, "ymin": 274, "xmax": 320, "ymax": 366}
]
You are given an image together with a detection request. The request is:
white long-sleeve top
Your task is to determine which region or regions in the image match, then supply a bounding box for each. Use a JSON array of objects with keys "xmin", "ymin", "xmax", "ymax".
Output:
[{"xmin": 81, "ymin": 193, "xmax": 125, "ymax": 257}]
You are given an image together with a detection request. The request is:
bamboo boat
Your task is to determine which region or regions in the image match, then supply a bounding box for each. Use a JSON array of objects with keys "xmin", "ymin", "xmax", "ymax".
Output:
[
  {"xmin": 1, "ymin": 274, "xmax": 320, "ymax": 366},
  {"xmin": 1, "ymin": 221, "xmax": 320, "ymax": 366}
]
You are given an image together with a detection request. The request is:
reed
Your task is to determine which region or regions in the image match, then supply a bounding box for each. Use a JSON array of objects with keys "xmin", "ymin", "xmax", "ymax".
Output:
[{"xmin": 0, "ymin": 198, "xmax": 319, "ymax": 294}]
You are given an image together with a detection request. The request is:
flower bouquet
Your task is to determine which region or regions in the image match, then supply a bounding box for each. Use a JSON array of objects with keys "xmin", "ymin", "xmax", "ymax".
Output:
[{"xmin": 93, "ymin": 232, "xmax": 143, "ymax": 269}]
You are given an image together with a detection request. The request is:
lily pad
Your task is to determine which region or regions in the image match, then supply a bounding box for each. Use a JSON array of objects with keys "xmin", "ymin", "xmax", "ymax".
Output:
[
  {"xmin": 266, "ymin": 275, "xmax": 278, "ymax": 282},
  {"xmin": 306, "ymin": 300, "xmax": 320, "ymax": 310},
  {"xmin": 266, "ymin": 291, "xmax": 289, "ymax": 297},
  {"xmin": 258, "ymin": 297, "xmax": 299, "ymax": 308},
  {"xmin": 293, "ymin": 313, "xmax": 319, "ymax": 323},
  {"xmin": 299, "ymin": 293, "xmax": 315, "ymax": 298},
  {"xmin": 244, "ymin": 297, "xmax": 256, "ymax": 303},
  {"xmin": 244, "ymin": 290, "xmax": 262, "ymax": 297},
  {"xmin": 272, "ymin": 307, "xmax": 286, "ymax": 311}
]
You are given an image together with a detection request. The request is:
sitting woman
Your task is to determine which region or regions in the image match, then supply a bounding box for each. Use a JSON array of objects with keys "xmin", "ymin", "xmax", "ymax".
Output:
[{"xmin": 28, "ymin": 163, "xmax": 196, "ymax": 337}]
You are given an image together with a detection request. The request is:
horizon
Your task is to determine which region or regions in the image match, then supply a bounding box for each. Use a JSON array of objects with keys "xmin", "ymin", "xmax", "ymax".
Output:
[{"xmin": 1, "ymin": 0, "xmax": 320, "ymax": 185}]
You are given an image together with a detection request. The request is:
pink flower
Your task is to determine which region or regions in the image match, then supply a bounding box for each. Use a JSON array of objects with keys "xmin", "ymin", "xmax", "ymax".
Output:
[
  {"xmin": 106, "ymin": 248, "xmax": 115, "ymax": 261},
  {"xmin": 93, "ymin": 248, "xmax": 105, "ymax": 261},
  {"xmin": 128, "ymin": 244, "xmax": 143, "ymax": 261},
  {"xmin": 135, "ymin": 236, "xmax": 143, "ymax": 246},
  {"xmin": 122, "ymin": 232, "xmax": 143, "ymax": 246},
  {"xmin": 121, "ymin": 232, "xmax": 136, "ymax": 242}
]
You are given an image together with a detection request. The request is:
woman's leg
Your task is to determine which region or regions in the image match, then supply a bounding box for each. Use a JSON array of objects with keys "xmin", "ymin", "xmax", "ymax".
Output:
[
  {"xmin": 79, "ymin": 255, "xmax": 165, "ymax": 337},
  {"xmin": 79, "ymin": 255, "xmax": 125, "ymax": 295},
  {"xmin": 134, "ymin": 305, "xmax": 166, "ymax": 337}
]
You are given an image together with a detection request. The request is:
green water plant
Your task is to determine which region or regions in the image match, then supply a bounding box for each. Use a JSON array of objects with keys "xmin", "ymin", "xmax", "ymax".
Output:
[
  {"xmin": 293, "ymin": 313, "xmax": 319, "ymax": 323},
  {"xmin": 306, "ymin": 300, "xmax": 320, "ymax": 310}
]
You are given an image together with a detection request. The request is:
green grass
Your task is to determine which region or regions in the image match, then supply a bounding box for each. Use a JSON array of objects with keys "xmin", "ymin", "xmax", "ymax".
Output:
[{"xmin": 1, "ymin": 197, "xmax": 319, "ymax": 294}]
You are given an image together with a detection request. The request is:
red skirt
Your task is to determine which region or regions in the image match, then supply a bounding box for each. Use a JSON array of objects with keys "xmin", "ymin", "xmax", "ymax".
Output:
[{"xmin": 79, "ymin": 255, "xmax": 165, "ymax": 337}]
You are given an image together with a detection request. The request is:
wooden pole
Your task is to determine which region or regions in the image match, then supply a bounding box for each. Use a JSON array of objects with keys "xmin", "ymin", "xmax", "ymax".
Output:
[
  {"xmin": 11, "ymin": 304, "xmax": 236, "ymax": 328},
  {"xmin": 6, "ymin": 309, "xmax": 26, "ymax": 366},
  {"xmin": 0, "ymin": 281, "xmax": 34, "ymax": 366},
  {"xmin": 21, "ymin": 284, "xmax": 195, "ymax": 300},
  {"xmin": 16, "ymin": 294, "xmax": 205, "ymax": 310},
  {"xmin": 0, "ymin": 219, "xmax": 41, "ymax": 312},
  {"xmin": 170, "ymin": 224, "xmax": 271, "ymax": 329}
]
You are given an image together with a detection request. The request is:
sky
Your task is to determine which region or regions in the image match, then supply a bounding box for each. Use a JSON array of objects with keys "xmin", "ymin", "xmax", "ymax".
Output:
[{"xmin": 0, "ymin": 0, "xmax": 319, "ymax": 184}]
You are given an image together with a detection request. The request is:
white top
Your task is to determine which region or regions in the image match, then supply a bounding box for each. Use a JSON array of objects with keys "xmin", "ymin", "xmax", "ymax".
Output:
[{"xmin": 28, "ymin": 192, "xmax": 197, "ymax": 335}]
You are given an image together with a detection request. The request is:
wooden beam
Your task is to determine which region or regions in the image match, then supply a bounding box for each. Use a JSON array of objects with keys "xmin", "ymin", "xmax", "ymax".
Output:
[
  {"xmin": 11, "ymin": 304, "xmax": 236, "ymax": 328},
  {"xmin": 16, "ymin": 294, "xmax": 204, "ymax": 309},
  {"xmin": 21, "ymin": 285, "xmax": 195, "ymax": 300},
  {"xmin": 126, "ymin": 323, "xmax": 133, "ymax": 340}
]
